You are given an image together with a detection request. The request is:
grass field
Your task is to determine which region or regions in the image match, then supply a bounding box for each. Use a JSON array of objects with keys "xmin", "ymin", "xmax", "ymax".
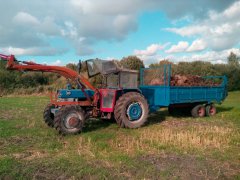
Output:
[{"xmin": 0, "ymin": 92, "xmax": 239, "ymax": 179}]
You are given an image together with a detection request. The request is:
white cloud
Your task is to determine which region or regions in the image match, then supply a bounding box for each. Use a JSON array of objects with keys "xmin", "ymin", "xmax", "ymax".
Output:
[
  {"xmin": 175, "ymin": 48, "xmax": 240, "ymax": 63},
  {"xmin": 165, "ymin": 1, "xmax": 240, "ymax": 51},
  {"xmin": 43, "ymin": 60, "xmax": 62, "ymax": 66},
  {"xmin": 165, "ymin": 25, "xmax": 208, "ymax": 37},
  {"xmin": 134, "ymin": 42, "xmax": 239, "ymax": 65},
  {"xmin": 61, "ymin": 21, "xmax": 79, "ymax": 39},
  {"xmin": 113, "ymin": 15, "xmax": 137, "ymax": 36},
  {"xmin": 51, "ymin": 60, "xmax": 62, "ymax": 66},
  {"xmin": 158, "ymin": 48, "xmax": 240, "ymax": 64},
  {"xmin": 223, "ymin": 1, "xmax": 240, "ymax": 18},
  {"xmin": 0, "ymin": 47, "xmax": 67, "ymax": 56},
  {"xmin": 165, "ymin": 41, "xmax": 189, "ymax": 53},
  {"xmin": 135, "ymin": 54, "xmax": 165, "ymax": 66},
  {"xmin": 0, "ymin": 0, "xmax": 237, "ymax": 56},
  {"xmin": 210, "ymin": 23, "xmax": 233, "ymax": 35},
  {"xmin": 187, "ymin": 39, "xmax": 206, "ymax": 52},
  {"xmin": 134, "ymin": 43, "xmax": 169, "ymax": 56},
  {"xmin": 13, "ymin": 12, "xmax": 60, "ymax": 36},
  {"xmin": 39, "ymin": 17, "xmax": 61, "ymax": 36},
  {"xmin": 13, "ymin": 12, "xmax": 40, "ymax": 25}
]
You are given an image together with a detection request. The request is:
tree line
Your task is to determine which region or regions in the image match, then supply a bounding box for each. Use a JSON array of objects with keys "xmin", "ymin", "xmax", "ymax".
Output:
[{"xmin": 0, "ymin": 52, "xmax": 239, "ymax": 95}]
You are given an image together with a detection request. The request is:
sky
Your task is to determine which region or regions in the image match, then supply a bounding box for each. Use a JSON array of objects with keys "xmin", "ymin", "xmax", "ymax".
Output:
[{"xmin": 0, "ymin": 0, "xmax": 240, "ymax": 66}]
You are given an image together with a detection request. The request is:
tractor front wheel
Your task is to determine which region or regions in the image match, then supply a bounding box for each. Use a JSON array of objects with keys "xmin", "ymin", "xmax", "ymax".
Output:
[
  {"xmin": 54, "ymin": 105, "xmax": 85, "ymax": 135},
  {"xmin": 43, "ymin": 104, "xmax": 55, "ymax": 127},
  {"xmin": 114, "ymin": 92, "xmax": 149, "ymax": 128}
]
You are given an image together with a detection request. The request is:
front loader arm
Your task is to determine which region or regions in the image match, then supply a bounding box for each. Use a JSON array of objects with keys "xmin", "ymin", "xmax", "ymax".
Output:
[{"xmin": 0, "ymin": 54, "xmax": 96, "ymax": 91}]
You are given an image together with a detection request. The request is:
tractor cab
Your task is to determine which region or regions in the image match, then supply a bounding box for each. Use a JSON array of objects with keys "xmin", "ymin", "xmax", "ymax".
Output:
[
  {"xmin": 86, "ymin": 59, "xmax": 141, "ymax": 118},
  {"xmin": 86, "ymin": 59, "xmax": 138, "ymax": 89}
]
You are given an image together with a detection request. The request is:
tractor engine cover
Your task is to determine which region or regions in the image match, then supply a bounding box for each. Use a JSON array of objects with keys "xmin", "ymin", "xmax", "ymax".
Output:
[{"xmin": 58, "ymin": 89, "xmax": 94, "ymax": 100}]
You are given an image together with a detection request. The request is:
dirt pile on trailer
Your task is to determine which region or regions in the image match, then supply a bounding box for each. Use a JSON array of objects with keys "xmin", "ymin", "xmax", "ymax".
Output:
[
  {"xmin": 170, "ymin": 75, "xmax": 221, "ymax": 86},
  {"xmin": 150, "ymin": 75, "xmax": 221, "ymax": 86}
]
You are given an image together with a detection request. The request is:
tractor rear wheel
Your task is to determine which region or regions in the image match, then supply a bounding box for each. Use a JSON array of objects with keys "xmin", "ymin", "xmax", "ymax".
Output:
[
  {"xmin": 206, "ymin": 104, "xmax": 217, "ymax": 116},
  {"xmin": 43, "ymin": 104, "xmax": 55, "ymax": 127},
  {"xmin": 191, "ymin": 105, "xmax": 206, "ymax": 118},
  {"xmin": 54, "ymin": 105, "xmax": 85, "ymax": 135},
  {"xmin": 114, "ymin": 92, "xmax": 149, "ymax": 128}
]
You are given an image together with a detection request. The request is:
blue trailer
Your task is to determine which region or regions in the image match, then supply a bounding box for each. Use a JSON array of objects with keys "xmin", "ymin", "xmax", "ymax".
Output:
[{"xmin": 139, "ymin": 65, "xmax": 228, "ymax": 117}]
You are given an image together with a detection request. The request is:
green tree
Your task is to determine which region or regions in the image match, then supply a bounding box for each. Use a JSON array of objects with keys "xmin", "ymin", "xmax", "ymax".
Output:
[
  {"xmin": 149, "ymin": 59, "xmax": 173, "ymax": 68},
  {"xmin": 120, "ymin": 56, "xmax": 144, "ymax": 71},
  {"xmin": 66, "ymin": 63, "xmax": 78, "ymax": 72},
  {"xmin": 226, "ymin": 52, "xmax": 240, "ymax": 90},
  {"xmin": 228, "ymin": 52, "xmax": 239, "ymax": 67}
]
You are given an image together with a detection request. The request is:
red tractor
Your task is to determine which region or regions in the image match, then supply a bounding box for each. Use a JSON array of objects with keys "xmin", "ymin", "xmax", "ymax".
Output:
[{"xmin": 0, "ymin": 54, "xmax": 149, "ymax": 135}]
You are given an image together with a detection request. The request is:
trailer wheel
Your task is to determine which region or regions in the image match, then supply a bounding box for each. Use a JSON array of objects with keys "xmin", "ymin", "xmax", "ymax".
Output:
[
  {"xmin": 43, "ymin": 104, "xmax": 55, "ymax": 127},
  {"xmin": 54, "ymin": 105, "xmax": 85, "ymax": 135},
  {"xmin": 114, "ymin": 92, "xmax": 149, "ymax": 128},
  {"xmin": 191, "ymin": 105, "xmax": 205, "ymax": 118},
  {"xmin": 206, "ymin": 104, "xmax": 216, "ymax": 116}
]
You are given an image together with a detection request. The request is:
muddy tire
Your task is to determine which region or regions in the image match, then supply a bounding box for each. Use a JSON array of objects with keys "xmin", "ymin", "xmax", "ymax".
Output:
[
  {"xmin": 114, "ymin": 92, "xmax": 149, "ymax": 128},
  {"xmin": 54, "ymin": 105, "xmax": 85, "ymax": 135},
  {"xmin": 206, "ymin": 104, "xmax": 217, "ymax": 116},
  {"xmin": 191, "ymin": 105, "xmax": 205, "ymax": 118},
  {"xmin": 43, "ymin": 104, "xmax": 55, "ymax": 127}
]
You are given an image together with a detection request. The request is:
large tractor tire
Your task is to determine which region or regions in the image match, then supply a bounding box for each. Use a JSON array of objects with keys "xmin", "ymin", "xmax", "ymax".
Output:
[
  {"xmin": 114, "ymin": 92, "xmax": 149, "ymax": 128},
  {"xmin": 206, "ymin": 104, "xmax": 217, "ymax": 116},
  {"xmin": 191, "ymin": 105, "xmax": 206, "ymax": 118},
  {"xmin": 54, "ymin": 105, "xmax": 85, "ymax": 135},
  {"xmin": 43, "ymin": 104, "xmax": 55, "ymax": 127}
]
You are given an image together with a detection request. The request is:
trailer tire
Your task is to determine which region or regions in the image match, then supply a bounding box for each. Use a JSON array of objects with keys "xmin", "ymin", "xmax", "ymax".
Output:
[
  {"xmin": 54, "ymin": 105, "xmax": 85, "ymax": 135},
  {"xmin": 191, "ymin": 105, "xmax": 205, "ymax": 118},
  {"xmin": 43, "ymin": 104, "xmax": 55, "ymax": 127},
  {"xmin": 114, "ymin": 92, "xmax": 149, "ymax": 128},
  {"xmin": 206, "ymin": 104, "xmax": 216, "ymax": 116}
]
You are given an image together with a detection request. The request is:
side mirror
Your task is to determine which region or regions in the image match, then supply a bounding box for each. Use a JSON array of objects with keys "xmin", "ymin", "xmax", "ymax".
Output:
[{"xmin": 77, "ymin": 60, "xmax": 81, "ymax": 73}]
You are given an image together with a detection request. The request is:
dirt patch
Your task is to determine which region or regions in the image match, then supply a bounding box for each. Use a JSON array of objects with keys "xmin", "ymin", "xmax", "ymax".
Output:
[
  {"xmin": 13, "ymin": 150, "xmax": 48, "ymax": 160},
  {"xmin": 160, "ymin": 119, "xmax": 202, "ymax": 127},
  {"xmin": 0, "ymin": 139, "xmax": 6, "ymax": 146},
  {"xmin": 138, "ymin": 153, "xmax": 240, "ymax": 179},
  {"xmin": 0, "ymin": 109, "xmax": 27, "ymax": 121},
  {"xmin": 160, "ymin": 119, "xmax": 228, "ymax": 129},
  {"xmin": 7, "ymin": 136, "xmax": 33, "ymax": 146},
  {"xmin": 0, "ymin": 136, "xmax": 34, "ymax": 152},
  {"xmin": 32, "ymin": 168, "xmax": 69, "ymax": 180},
  {"xmin": 110, "ymin": 123, "xmax": 234, "ymax": 155}
]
